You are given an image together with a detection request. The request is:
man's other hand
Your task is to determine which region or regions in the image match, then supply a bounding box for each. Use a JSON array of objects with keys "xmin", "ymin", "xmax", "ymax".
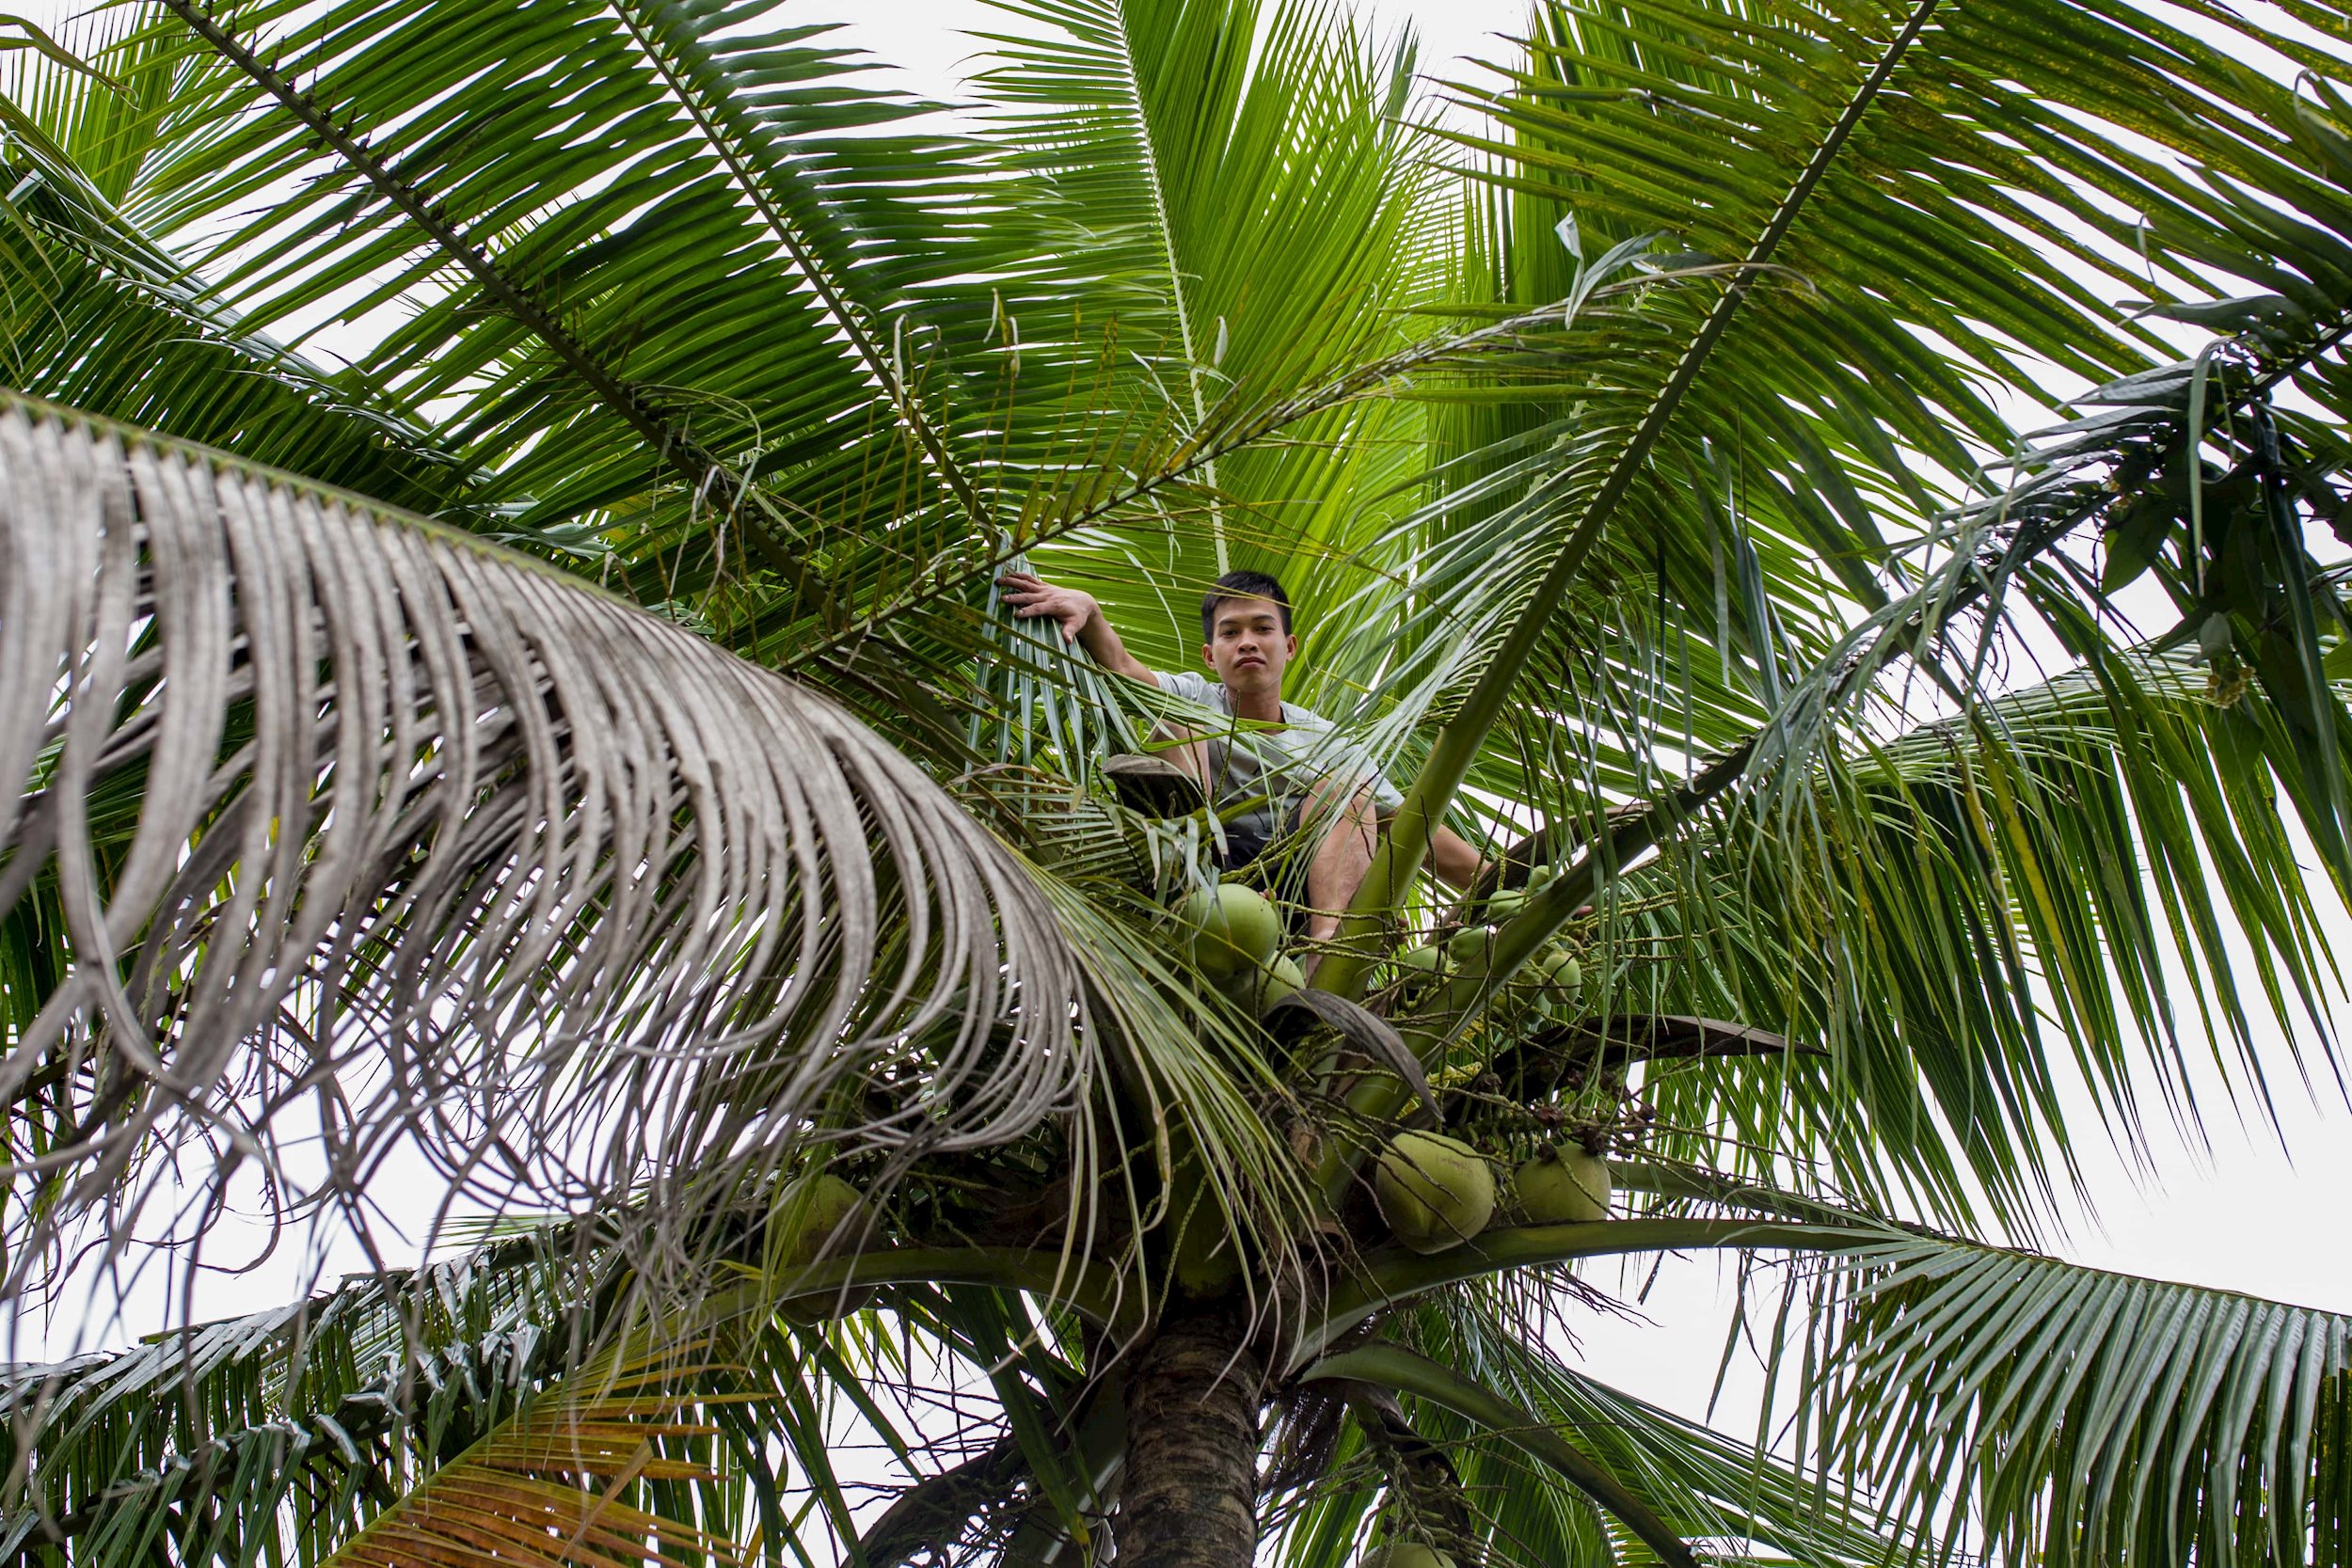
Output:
[{"xmin": 997, "ymin": 573, "xmax": 1096, "ymax": 643}]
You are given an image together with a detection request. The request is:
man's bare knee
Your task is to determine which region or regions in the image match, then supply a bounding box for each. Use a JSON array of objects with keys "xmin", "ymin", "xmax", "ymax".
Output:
[
  {"xmin": 1300, "ymin": 779, "xmax": 1377, "ymax": 948},
  {"xmin": 1304, "ymin": 776, "xmax": 1376, "ymax": 840}
]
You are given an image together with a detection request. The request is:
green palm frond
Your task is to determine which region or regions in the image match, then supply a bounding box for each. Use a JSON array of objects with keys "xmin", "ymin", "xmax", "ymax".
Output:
[
  {"xmin": 35, "ymin": 0, "xmax": 1469, "ymax": 694},
  {"xmin": 1289, "ymin": 1166, "xmax": 2352, "ymax": 1567},
  {"xmin": 1344, "ymin": 313, "xmax": 2352, "ymax": 1230},
  {"xmin": 1322, "ymin": 0, "xmax": 2352, "ymax": 977},
  {"xmin": 1307, "ymin": 317, "xmax": 2352, "ymax": 1220},
  {"xmin": 1555, "ymin": 321, "xmax": 2352, "ymax": 1222},
  {"xmin": 1272, "ymin": 1291, "xmax": 1916, "ymax": 1568},
  {"xmin": 1, "ymin": 15, "xmax": 151, "ymax": 206},
  {"xmin": 822, "ymin": 1282, "xmax": 1112, "ymax": 1564},
  {"xmin": 1413, "ymin": 1298, "xmax": 1914, "ymax": 1568},
  {"xmin": 2, "ymin": 1234, "xmax": 596, "ymax": 1566},
  {"xmin": 6, "ymin": 2, "xmax": 2352, "ymax": 1563},
  {"xmin": 602, "ymin": 0, "xmax": 994, "ymax": 534},
  {"xmin": 1302, "ymin": 1340, "xmax": 1704, "ymax": 1568},
  {"xmin": 2, "ymin": 1236, "xmax": 1118, "ymax": 1568},
  {"xmin": 1600, "ymin": 1165, "xmax": 2352, "ymax": 1566},
  {"xmin": 1789, "ymin": 1227, "xmax": 2352, "ymax": 1566},
  {"xmin": 0, "ymin": 20, "xmax": 481, "ymax": 517},
  {"xmin": 973, "ymin": 0, "xmax": 1451, "ymax": 676},
  {"xmin": 27, "ymin": 0, "xmax": 1054, "ymax": 654},
  {"xmin": 1608, "ymin": 641, "xmax": 2348, "ymax": 1227}
]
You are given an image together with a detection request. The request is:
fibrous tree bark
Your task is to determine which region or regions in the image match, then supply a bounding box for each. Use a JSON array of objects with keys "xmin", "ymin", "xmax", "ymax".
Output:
[{"xmin": 1113, "ymin": 1306, "xmax": 1263, "ymax": 1568}]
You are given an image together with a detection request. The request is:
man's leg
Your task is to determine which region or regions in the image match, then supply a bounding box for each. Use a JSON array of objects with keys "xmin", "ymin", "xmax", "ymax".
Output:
[
  {"xmin": 1104, "ymin": 726, "xmax": 1214, "ymax": 817},
  {"xmin": 1164, "ymin": 726, "xmax": 1214, "ymax": 798},
  {"xmin": 1299, "ymin": 777, "xmax": 1377, "ymax": 949}
]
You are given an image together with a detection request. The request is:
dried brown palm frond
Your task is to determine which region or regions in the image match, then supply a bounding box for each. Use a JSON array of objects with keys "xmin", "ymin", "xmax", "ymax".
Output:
[
  {"xmin": 310, "ymin": 1316, "xmax": 748, "ymax": 1568},
  {"xmin": 0, "ymin": 399, "xmax": 1086, "ymax": 1307}
]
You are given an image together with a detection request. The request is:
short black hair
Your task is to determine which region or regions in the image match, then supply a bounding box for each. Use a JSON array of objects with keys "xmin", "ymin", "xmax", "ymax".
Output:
[{"xmin": 1200, "ymin": 570, "xmax": 1293, "ymax": 641}]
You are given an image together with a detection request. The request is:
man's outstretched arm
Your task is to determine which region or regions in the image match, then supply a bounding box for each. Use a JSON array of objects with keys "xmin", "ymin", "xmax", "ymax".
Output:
[
  {"xmin": 1428, "ymin": 827, "xmax": 1486, "ymax": 892},
  {"xmin": 996, "ymin": 573, "xmax": 1157, "ymax": 687},
  {"xmin": 1000, "ymin": 572, "xmax": 1217, "ymax": 792}
]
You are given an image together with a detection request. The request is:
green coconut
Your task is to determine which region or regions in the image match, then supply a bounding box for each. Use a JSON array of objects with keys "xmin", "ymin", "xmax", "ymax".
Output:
[
  {"xmin": 1222, "ymin": 952, "xmax": 1307, "ymax": 1015},
  {"xmin": 1266, "ymin": 952, "xmax": 1306, "ymax": 1005},
  {"xmin": 1390, "ymin": 942, "xmax": 1443, "ymax": 992},
  {"xmin": 1516, "ymin": 1144, "xmax": 1612, "ymax": 1224},
  {"xmin": 1534, "ymin": 944, "xmax": 1583, "ymax": 995},
  {"xmin": 1508, "ymin": 943, "xmax": 1579, "ymax": 1002},
  {"xmin": 1174, "ymin": 882, "xmax": 1283, "ymax": 978},
  {"xmin": 770, "ymin": 1171, "xmax": 874, "ymax": 1320},
  {"xmin": 1374, "ymin": 1131, "xmax": 1496, "ymax": 1255},
  {"xmin": 1486, "ymin": 862, "xmax": 1563, "ymax": 921},
  {"xmin": 1168, "ymin": 1161, "xmax": 1240, "ymax": 1297},
  {"xmin": 771, "ymin": 1172, "xmax": 863, "ymax": 1266},
  {"xmin": 1446, "ymin": 924, "xmax": 1494, "ymax": 973},
  {"xmin": 1361, "ymin": 1547, "xmax": 1457, "ymax": 1568},
  {"xmin": 1387, "ymin": 943, "xmax": 1442, "ymax": 1001}
]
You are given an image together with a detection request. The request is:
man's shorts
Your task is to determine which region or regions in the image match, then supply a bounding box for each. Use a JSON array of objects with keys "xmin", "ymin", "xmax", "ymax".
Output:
[{"xmin": 1217, "ymin": 800, "xmax": 1316, "ymax": 928}]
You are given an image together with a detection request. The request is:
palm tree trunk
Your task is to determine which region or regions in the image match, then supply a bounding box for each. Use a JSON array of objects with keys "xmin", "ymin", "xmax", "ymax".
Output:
[{"xmin": 1115, "ymin": 1305, "xmax": 1263, "ymax": 1568}]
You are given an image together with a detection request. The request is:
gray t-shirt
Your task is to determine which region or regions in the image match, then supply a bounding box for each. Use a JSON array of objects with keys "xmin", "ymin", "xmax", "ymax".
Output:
[{"xmin": 1149, "ymin": 670, "xmax": 1404, "ymax": 847}]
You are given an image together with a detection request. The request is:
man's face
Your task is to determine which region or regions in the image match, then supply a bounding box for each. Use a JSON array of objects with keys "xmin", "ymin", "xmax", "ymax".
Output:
[{"xmin": 1201, "ymin": 595, "xmax": 1295, "ymax": 697}]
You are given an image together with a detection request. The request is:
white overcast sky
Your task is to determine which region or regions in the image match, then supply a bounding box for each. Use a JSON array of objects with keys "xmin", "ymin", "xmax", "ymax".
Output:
[{"xmin": 14, "ymin": 0, "xmax": 2352, "ymax": 1445}]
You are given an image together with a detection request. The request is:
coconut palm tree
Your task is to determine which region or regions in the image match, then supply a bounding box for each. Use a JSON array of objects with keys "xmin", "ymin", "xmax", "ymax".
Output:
[{"xmin": 6, "ymin": 0, "xmax": 2352, "ymax": 1565}]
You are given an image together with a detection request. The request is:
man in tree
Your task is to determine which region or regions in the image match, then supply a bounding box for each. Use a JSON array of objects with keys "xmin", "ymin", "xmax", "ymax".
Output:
[{"xmin": 999, "ymin": 568, "xmax": 1487, "ymax": 942}]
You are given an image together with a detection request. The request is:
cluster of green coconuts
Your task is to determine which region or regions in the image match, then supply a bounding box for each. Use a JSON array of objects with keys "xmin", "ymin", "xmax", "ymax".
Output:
[
  {"xmin": 1389, "ymin": 861, "xmax": 1583, "ymax": 1015},
  {"xmin": 1172, "ymin": 880, "xmax": 1305, "ymax": 1013},
  {"xmin": 1172, "ymin": 863, "xmax": 1587, "ymax": 1021},
  {"xmin": 1169, "ymin": 872, "xmax": 1608, "ymax": 1257},
  {"xmin": 769, "ymin": 894, "xmax": 1597, "ymax": 1568},
  {"xmin": 1373, "ymin": 1130, "xmax": 1613, "ymax": 1253}
]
